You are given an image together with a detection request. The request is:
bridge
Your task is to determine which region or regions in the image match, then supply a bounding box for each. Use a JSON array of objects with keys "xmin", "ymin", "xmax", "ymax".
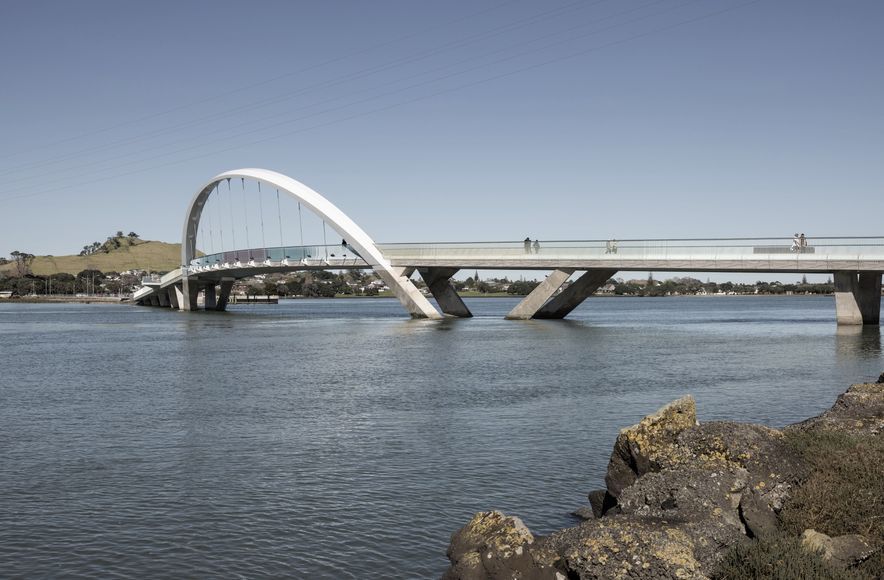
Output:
[{"xmin": 134, "ymin": 168, "xmax": 884, "ymax": 325}]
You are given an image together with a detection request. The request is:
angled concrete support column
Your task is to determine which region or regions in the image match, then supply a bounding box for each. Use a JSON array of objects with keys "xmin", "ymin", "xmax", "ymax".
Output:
[
  {"xmin": 534, "ymin": 269, "xmax": 616, "ymax": 319},
  {"xmin": 505, "ymin": 269, "xmax": 575, "ymax": 320},
  {"xmin": 157, "ymin": 290, "xmax": 170, "ymax": 307},
  {"xmin": 180, "ymin": 277, "xmax": 200, "ymax": 311},
  {"xmin": 834, "ymin": 271, "xmax": 882, "ymax": 325},
  {"xmin": 857, "ymin": 272, "xmax": 882, "ymax": 324},
  {"xmin": 204, "ymin": 283, "xmax": 217, "ymax": 310},
  {"xmin": 168, "ymin": 286, "xmax": 180, "ymax": 310},
  {"xmin": 215, "ymin": 278, "xmax": 235, "ymax": 312},
  {"xmin": 174, "ymin": 284, "xmax": 185, "ymax": 310},
  {"xmin": 419, "ymin": 267, "xmax": 472, "ymax": 318},
  {"xmin": 381, "ymin": 267, "xmax": 442, "ymax": 319}
]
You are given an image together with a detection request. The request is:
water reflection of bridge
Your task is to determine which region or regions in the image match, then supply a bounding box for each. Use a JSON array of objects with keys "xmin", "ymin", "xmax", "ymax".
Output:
[{"xmin": 135, "ymin": 169, "xmax": 883, "ymax": 325}]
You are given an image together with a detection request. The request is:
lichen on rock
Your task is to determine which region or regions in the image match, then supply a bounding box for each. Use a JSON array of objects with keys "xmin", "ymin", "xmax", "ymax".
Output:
[{"xmin": 442, "ymin": 379, "xmax": 883, "ymax": 580}]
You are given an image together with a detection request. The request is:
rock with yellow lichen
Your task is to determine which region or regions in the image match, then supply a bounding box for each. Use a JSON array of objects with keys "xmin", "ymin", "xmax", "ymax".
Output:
[
  {"xmin": 605, "ymin": 395, "xmax": 698, "ymax": 500},
  {"xmin": 442, "ymin": 380, "xmax": 883, "ymax": 580},
  {"xmin": 786, "ymin": 381, "xmax": 884, "ymax": 436},
  {"xmin": 443, "ymin": 510, "xmax": 559, "ymax": 580}
]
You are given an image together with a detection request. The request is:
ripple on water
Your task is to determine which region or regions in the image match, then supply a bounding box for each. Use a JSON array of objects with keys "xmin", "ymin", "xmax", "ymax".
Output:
[{"xmin": 0, "ymin": 297, "xmax": 881, "ymax": 577}]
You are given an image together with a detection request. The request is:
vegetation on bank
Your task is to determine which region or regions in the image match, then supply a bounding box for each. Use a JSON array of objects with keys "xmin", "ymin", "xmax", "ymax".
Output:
[
  {"xmin": 715, "ymin": 533, "xmax": 870, "ymax": 580},
  {"xmin": 714, "ymin": 429, "xmax": 884, "ymax": 580},
  {"xmin": 2, "ymin": 237, "xmax": 842, "ymax": 298},
  {"xmin": 0, "ymin": 234, "xmax": 181, "ymax": 277}
]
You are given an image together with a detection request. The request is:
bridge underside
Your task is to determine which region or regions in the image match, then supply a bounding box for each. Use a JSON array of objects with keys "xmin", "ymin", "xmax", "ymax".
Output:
[{"xmin": 135, "ymin": 266, "xmax": 883, "ymax": 326}]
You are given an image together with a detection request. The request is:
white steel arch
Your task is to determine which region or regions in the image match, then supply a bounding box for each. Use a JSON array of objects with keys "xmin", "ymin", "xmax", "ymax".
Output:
[{"xmin": 181, "ymin": 168, "xmax": 441, "ymax": 318}]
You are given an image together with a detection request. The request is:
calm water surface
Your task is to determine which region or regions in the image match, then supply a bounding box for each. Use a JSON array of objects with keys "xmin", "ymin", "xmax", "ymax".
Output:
[{"xmin": 1, "ymin": 296, "xmax": 882, "ymax": 578}]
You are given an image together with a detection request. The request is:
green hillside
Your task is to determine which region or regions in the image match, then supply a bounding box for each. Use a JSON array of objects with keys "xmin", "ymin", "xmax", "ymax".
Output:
[{"xmin": 2, "ymin": 238, "xmax": 183, "ymax": 276}]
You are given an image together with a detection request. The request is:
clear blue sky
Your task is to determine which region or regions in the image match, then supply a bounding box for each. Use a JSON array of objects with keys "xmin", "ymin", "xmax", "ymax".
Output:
[{"xmin": 1, "ymin": 0, "xmax": 882, "ymax": 282}]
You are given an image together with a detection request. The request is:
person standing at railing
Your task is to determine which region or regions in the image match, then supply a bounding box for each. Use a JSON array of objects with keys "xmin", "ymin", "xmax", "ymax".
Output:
[
  {"xmin": 799, "ymin": 233, "xmax": 807, "ymax": 252},
  {"xmin": 791, "ymin": 233, "xmax": 800, "ymax": 252},
  {"xmin": 533, "ymin": 239, "xmax": 541, "ymax": 254},
  {"xmin": 524, "ymin": 237, "xmax": 532, "ymax": 254}
]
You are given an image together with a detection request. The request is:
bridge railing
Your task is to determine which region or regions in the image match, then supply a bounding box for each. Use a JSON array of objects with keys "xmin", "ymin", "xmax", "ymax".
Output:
[
  {"xmin": 376, "ymin": 237, "xmax": 884, "ymax": 261},
  {"xmin": 189, "ymin": 245, "xmax": 366, "ymax": 269}
]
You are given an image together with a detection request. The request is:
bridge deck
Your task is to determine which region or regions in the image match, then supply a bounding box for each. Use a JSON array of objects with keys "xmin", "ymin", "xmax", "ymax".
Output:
[{"xmin": 134, "ymin": 238, "xmax": 884, "ymax": 304}]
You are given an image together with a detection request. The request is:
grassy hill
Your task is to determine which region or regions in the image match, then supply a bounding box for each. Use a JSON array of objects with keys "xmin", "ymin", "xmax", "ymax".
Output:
[{"xmin": 1, "ymin": 238, "xmax": 183, "ymax": 276}]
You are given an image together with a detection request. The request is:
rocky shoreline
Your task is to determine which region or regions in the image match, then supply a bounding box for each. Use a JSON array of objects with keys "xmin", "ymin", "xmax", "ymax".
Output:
[{"xmin": 443, "ymin": 376, "xmax": 884, "ymax": 579}]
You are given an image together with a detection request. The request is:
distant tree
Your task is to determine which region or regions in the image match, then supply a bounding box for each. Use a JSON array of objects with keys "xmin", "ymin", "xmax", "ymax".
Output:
[
  {"xmin": 263, "ymin": 280, "xmax": 280, "ymax": 295},
  {"xmin": 303, "ymin": 282, "xmax": 335, "ymax": 298},
  {"xmin": 506, "ymin": 280, "xmax": 539, "ymax": 295},
  {"xmin": 104, "ymin": 279, "xmax": 123, "ymax": 295},
  {"xmin": 9, "ymin": 251, "xmax": 35, "ymax": 277},
  {"xmin": 128, "ymin": 232, "xmax": 139, "ymax": 238},
  {"xmin": 116, "ymin": 230, "xmax": 124, "ymax": 238},
  {"xmin": 52, "ymin": 273, "xmax": 76, "ymax": 294},
  {"xmin": 286, "ymin": 278, "xmax": 303, "ymax": 296}
]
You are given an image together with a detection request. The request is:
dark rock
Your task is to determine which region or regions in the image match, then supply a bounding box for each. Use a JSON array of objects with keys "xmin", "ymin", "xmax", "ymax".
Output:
[
  {"xmin": 571, "ymin": 506, "xmax": 594, "ymax": 521},
  {"xmin": 675, "ymin": 422, "xmax": 806, "ymax": 513},
  {"xmin": 787, "ymin": 382, "xmax": 884, "ymax": 435},
  {"xmin": 587, "ymin": 489, "xmax": 617, "ymax": 518},
  {"xmin": 443, "ymin": 510, "xmax": 559, "ymax": 580},
  {"xmin": 616, "ymin": 465, "xmax": 750, "ymax": 570},
  {"xmin": 738, "ymin": 489, "xmax": 779, "ymax": 539},
  {"xmin": 443, "ymin": 384, "xmax": 876, "ymax": 580},
  {"xmin": 800, "ymin": 529, "xmax": 876, "ymax": 568},
  {"xmin": 604, "ymin": 395, "xmax": 697, "ymax": 498},
  {"xmin": 877, "ymin": 372, "xmax": 884, "ymax": 384},
  {"xmin": 535, "ymin": 515, "xmax": 714, "ymax": 579}
]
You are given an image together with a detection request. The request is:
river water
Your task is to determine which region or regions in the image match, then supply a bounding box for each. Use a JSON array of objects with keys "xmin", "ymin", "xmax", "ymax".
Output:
[{"xmin": 1, "ymin": 296, "xmax": 881, "ymax": 578}]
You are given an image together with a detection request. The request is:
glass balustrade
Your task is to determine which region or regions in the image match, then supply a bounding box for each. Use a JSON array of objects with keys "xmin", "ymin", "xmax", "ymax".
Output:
[{"xmin": 188, "ymin": 238, "xmax": 884, "ymax": 269}]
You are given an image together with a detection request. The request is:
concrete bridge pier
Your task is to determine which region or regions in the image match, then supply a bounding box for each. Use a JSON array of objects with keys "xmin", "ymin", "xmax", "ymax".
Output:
[
  {"xmin": 168, "ymin": 287, "xmax": 180, "ymax": 309},
  {"xmin": 834, "ymin": 271, "xmax": 882, "ymax": 325},
  {"xmin": 215, "ymin": 279, "xmax": 235, "ymax": 311},
  {"xmin": 204, "ymin": 283, "xmax": 217, "ymax": 310},
  {"xmin": 178, "ymin": 278, "xmax": 200, "ymax": 311},
  {"xmin": 835, "ymin": 272, "xmax": 881, "ymax": 325},
  {"xmin": 383, "ymin": 268, "xmax": 443, "ymax": 319},
  {"xmin": 505, "ymin": 269, "xmax": 575, "ymax": 320},
  {"xmin": 534, "ymin": 269, "xmax": 616, "ymax": 319},
  {"xmin": 157, "ymin": 290, "xmax": 170, "ymax": 307},
  {"xmin": 419, "ymin": 267, "xmax": 472, "ymax": 317}
]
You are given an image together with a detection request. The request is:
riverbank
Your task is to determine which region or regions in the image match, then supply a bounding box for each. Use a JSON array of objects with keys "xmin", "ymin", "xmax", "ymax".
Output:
[
  {"xmin": 443, "ymin": 378, "xmax": 883, "ymax": 579},
  {"xmin": 0, "ymin": 296, "xmax": 127, "ymax": 304}
]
